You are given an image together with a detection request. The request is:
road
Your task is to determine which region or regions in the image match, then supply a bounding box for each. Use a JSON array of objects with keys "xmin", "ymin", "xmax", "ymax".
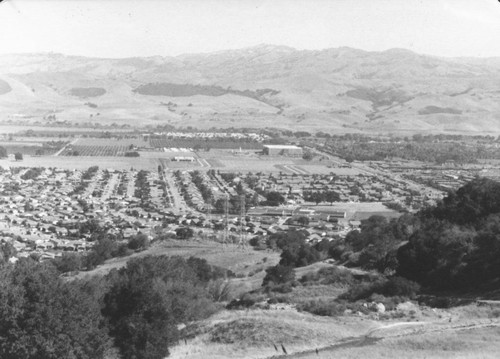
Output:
[{"xmin": 163, "ymin": 169, "xmax": 189, "ymax": 214}]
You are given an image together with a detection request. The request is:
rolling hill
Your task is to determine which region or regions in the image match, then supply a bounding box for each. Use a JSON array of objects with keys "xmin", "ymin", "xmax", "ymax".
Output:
[{"xmin": 1, "ymin": 45, "xmax": 500, "ymax": 134}]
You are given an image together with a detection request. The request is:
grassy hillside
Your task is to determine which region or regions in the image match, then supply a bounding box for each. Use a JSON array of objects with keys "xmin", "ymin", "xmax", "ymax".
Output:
[{"xmin": 1, "ymin": 46, "xmax": 500, "ymax": 134}]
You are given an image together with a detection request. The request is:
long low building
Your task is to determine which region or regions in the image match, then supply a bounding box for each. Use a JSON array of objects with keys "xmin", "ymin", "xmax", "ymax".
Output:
[
  {"xmin": 172, "ymin": 156, "xmax": 195, "ymax": 162},
  {"xmin": 263, "ymin": 145, "xmax": 303, "ymax": 157}
]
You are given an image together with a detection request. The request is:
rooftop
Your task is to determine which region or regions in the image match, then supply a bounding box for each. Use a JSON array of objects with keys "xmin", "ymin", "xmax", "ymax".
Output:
[{"xmin": 263, "ymin": 145, "xmax": 302, "ymax": 149}]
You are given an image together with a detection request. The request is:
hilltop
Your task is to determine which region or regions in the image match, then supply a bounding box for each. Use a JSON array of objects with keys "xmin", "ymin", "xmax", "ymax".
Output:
[{"xmin": 1, "ymin": 45, "xmax": 500, "ymax": 134}]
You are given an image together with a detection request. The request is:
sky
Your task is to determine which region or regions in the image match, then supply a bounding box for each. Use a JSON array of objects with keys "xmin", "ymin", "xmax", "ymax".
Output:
[{"xmin": 0, "ymin": 0, "xmax": 500, "ymax": 58}]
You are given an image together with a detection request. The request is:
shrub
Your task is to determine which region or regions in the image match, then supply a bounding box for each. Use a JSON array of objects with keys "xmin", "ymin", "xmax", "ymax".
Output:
[
  {"xmin": 298, "ymin": 299, "xmax": 346, "ymax": 317},
  {"xmin": 53, "ymin": 252, "xmax": 82, "ymax": 273},
  {"xmin": 176, "ymin": 227, "xmax": 194, "ymax": 239},
  {"xmin": 382, "ymin": 276, "xmax": 420, "ymax": 298},
  {"xmin": 114, "ymin": 243, "xmax": 132, "ymax": 257},
  {"xmin": 267, "ymin": 283, "xmax": 293, "ymax": 294},
  {"xmin": 207, "ymin": 279, "xmax": 233, "ymax": 302},
  {"xmin": 262, "ymin": 265, "xmax": 295, "ymax": 286},
  {"xmin": 317, "ymin": 267, "xmax": 356, "ymax": 286},
  {"xmin": 340, "ymin": 276, "xmax": 420, "ymax": 302},
  {"xmin": 417, "ymin": 295, "xmax": 471, "ymax": 308},
  {"xmin": 226, "ymin": 292, "xmax": 265, "ymax": 309},
  {"xmin": 127, "ymin": 233, "xmax": 150, "ymax": 250}
]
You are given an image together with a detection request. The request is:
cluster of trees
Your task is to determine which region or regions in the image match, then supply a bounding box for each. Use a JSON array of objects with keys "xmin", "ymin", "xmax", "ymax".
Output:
[
  {"xmin": 0, "ymin": 147, "xmax": 23, "ymax": 160},
  {"xmin": 329, "ymin": 178, "xmax": 500, "ymax": 292},
  {"xmin": 20, "ymin": 167, "xmax": 44, "ymax": 180},
  {"xmin": 191, "ymin": 170, "xmax": 213, "ymax": 202},
  {"xmin": 397, "ymin": 178, "xmax": 500, "ymax": 290},
  {"xmin": 258, "ymin": 177, "xmax": 500, "ymax": 297},
  {"xmin": 321, "ymin": 137, "xmax": 500, "ymax": 163},
  {"xmin": 303, "ymin": 190, "xmax": 340, "ymax": 204},
  {"xmin": 69, "ymin": 166, "xmax": 100, "ymax": 196},
  {"xmin": 261, "ymin": 191, "xmax": 285, "ymax": 206},
  {"xmin": 0, "ymin": 254, "xmax": 230, "ymax": 359},
  {"xmin": 339, "ymin": 214, "xmax": 416, "ymax": 272},
  {"xmin": 81, "ymin": 166, "xmax": 99, "ymax": 180},
  {"xmin": 134, "ymin": 170, "xmax": 151, "ymax": 206},
  {"xmin": 313, "ymin": 133, "xmax": 500, "ymax": 144},
  {"xmin": 213, "ymin": 194, "xmax": 257, "ymax": 215},
  {"xmin": 275, "ymin": 130, "xmax": 312, "ymax": 138},
  {"xmin": 52, "ymin": 232, "xmax": 151, "ymax": 273},
  {"xmin": 260, "ymin": 230, "xmax": 340, "ymax": 289},
  {"xmin": 124, "ymin": 151, "xmax": 140, "ymax": 157}
]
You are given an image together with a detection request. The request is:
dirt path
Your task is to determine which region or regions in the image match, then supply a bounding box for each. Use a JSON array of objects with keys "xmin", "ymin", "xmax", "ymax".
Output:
[{"xmin": 267, "ymin": 319, "xmax": 500, "ymax": 358}]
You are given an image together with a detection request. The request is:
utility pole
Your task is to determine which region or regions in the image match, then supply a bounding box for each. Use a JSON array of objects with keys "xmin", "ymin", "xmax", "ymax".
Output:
[
  {"xmin": 222, "ymin": 193, "xmax": 229, "ymax": 247},
  {"xmin": 205, "ymin": 197, "xmax": 212, "ymax": 241},
  {"xmin": 238, "ymin": 194, "xmax": 247, "ymax": 250}
]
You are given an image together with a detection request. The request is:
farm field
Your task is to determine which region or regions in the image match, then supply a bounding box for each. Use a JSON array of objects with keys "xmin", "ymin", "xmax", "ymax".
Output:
[
  {"xmin": 0, "ymin": 124, "xmax": 135, "ymax": 134},
  {"xmin": 58, "ymin": 137, "xmax": 147, "ymax": 156},
  {"xmin": 0, "ymin": 155, "xmax": 157, "ymax": 170},
  {"xmin": 73, "ymin": 137, "xmax": 146, "ymax": 147},
  {"xmin": 149, "ymin": 138, "xmax": 263, "ymax": 150},
  {"xmin": 60, "ymin": 145, "xmax": 130, "ymax": 156},
  {"xmin": 196, "ymin": 150, "xmax": 360, "ymax": 175},
  {"xmin": 0, "ymin": 145, "xmax": 59, "ymax": 156}
]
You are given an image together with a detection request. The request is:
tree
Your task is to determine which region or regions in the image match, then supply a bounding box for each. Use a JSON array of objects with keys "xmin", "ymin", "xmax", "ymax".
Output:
[
  {"xmin": 0, "ymin": 258, "xmax": 110, "ymax": 358},
  {"xmin": 192, "ymin": 144, "xmax": 202, "ymax": 151},
  {"xmin": 102, "ymin": 256, "xmax": 216, "ymax": 359},
  {"xmin": 296, "ymin": 216, "xmax": 309, "ymax": 226},
  {"xmin": 53, "ymin": 252, "xmax": 82, "ymax": 273},
  {"xmin": 14, "ymin": 152, "xmax": 23, "ymax": 161},
  {"xmin": 176, "ymin": 227, "xmax": 194, "ymax": 240},
  {"xmin": 325, "ymin": 190, "xmax": 340, "ymax": 204},
  {"xmin": 302, "ymin": 150, "xmax": 314, "ymax": 161},
  {"xmin": 84, "ymin": 235, "xmax": 117, "ymax": 269},
  {"xmin": 215, "ymin": 198, "xmax": 232, "ymax": 214},
  {"xmin": 428, "ymin": 177, "xmax": 500, "ymax": 226},
  {"xmin": 0, "ymin": 242, "xmax": 17, "ymax": 265},
  {"xmin": 0, "ymin": 146, "xmax": 7, "ymax": 158},
  {"xmin": 262, "ymin": 264, "xmax": 295, "ymax": 286},
  {"xmin": 397, "ymin": 220, "xmax": 475, "ymax": 289},
  {"xmin": 128, "ymin": 233, "xmax": 150, "ymax": 250},
  {"xmin": 265, "ymin": 191, "xmax": 285, "ymax": 206},
  {"xmin": 280, "ymin": 244, "xmax": 321, "ymax": 267}
]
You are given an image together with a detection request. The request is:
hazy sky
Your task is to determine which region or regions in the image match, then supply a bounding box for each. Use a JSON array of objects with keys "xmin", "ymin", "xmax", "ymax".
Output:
[{"xmin": 1, "ymin": 0, "xmax": 500, "ymax": 58}]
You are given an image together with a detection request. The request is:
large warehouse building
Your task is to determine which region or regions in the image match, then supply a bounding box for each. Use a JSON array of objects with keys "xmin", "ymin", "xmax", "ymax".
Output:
[{"xmin": 263, "ymin": 145, "xmax": 303, "ymax": 157}]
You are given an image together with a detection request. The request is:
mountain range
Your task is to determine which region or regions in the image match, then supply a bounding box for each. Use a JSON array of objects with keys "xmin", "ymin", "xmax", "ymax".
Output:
[{"xmin": 1, "ymin": 44, "xmax": 500, "ymax": 134}]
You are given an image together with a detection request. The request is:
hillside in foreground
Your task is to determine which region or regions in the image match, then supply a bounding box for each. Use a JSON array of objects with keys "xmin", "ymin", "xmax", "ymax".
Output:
[{"xmin": 1, "ymin": 46, "xmax": 500, "ymax": 134}]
